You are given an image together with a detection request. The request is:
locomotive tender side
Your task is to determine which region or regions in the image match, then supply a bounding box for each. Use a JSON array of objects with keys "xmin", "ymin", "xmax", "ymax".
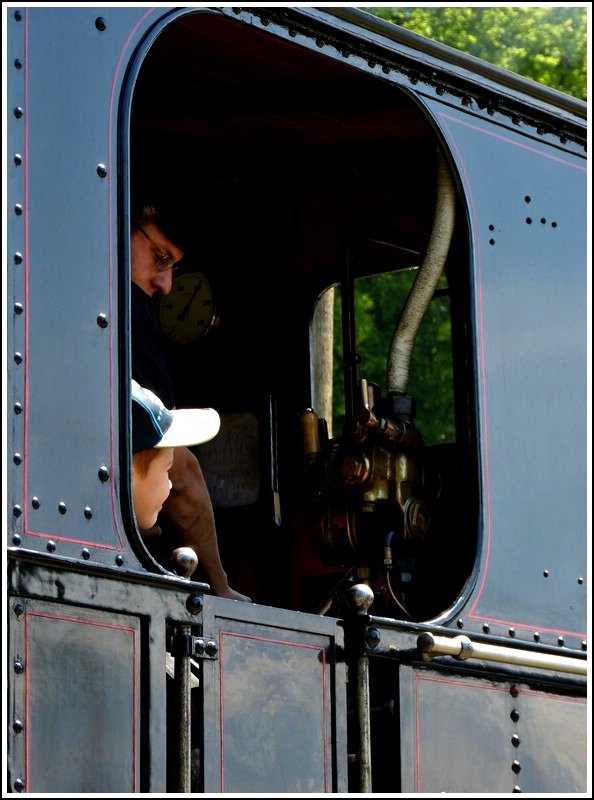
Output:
[{"xmin": 6, "ymin": 6, "xmax": 587, "ymax": 794}]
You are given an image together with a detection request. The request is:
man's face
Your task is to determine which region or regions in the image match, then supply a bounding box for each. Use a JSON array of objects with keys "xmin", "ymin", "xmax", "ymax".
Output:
[{"xmin": 130, "ymin": 222, "xmax": 184, "ymax": 296}]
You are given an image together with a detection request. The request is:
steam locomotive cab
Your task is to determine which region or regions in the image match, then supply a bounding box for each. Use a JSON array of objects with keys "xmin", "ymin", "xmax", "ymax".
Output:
[{"xmin": 7, "ymin": 6, "xmax": 586, "ymax": 794}]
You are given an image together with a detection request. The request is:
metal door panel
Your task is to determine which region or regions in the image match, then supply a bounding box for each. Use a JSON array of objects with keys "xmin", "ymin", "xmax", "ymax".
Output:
[
  {"xmin": 400, "ymin": 663, "xmax": 587, "ymax": 793},
  {"xmin": 199, "ymin": 597, "xmax": 347, "ymax": 793},
  {"xmin": 9, "ymin": 597, "xmax": 142, "ymax": 793}
]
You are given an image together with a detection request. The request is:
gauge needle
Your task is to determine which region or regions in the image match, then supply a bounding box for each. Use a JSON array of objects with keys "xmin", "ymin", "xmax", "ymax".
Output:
[{"xmin": 177, "ymin": 285, "xmax": 201, "ymax": 321}]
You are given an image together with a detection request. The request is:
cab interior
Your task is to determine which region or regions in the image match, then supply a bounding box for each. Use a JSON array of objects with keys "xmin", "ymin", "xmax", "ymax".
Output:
[{"xmin": 128, "ymin": 9, "xmax": 477, "ymax": 621}]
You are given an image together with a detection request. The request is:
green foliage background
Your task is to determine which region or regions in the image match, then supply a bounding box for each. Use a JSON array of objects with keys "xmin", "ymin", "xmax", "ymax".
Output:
[{"xmin": 361, "ymin": 6, "xmax": 587, "ymax": 101}]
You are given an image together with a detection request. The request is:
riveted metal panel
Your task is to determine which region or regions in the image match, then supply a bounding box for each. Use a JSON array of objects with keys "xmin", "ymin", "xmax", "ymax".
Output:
[
  {"xmin": 199, "ymin": 597, "xmax": 347, "ymax": 793},
  {"xmin": 7, "ymin": 552, "xmax": 213, "ymax": 793},
  {"xmin": 6, "ymin": 6, "xmax": 175, "ymax": 566},
  {"xmin": 415, "ymin": 100, "xmax": 587, "ymax": 647},
  {"xmin": 399, "ymin": 663, "xmax": 587, "ymax": 793},
  {"xmin": 9, "ymin": 597, "xmax": 141, "ymax": 793}
]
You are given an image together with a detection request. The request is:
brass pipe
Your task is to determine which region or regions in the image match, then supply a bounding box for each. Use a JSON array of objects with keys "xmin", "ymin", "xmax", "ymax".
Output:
[{"xmin": 418, "ymin": 632, "xmax": 587, "ymax": 676}]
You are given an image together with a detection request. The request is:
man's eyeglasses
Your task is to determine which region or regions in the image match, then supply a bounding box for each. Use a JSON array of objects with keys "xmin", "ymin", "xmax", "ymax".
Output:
[{"xmin": 136, "ymin": 224, "xmax": 178, "ymax": 272}]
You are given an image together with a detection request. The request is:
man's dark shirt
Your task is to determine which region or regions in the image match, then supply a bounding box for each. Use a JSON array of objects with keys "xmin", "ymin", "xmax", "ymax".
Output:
[{"xmin": 131, "ymin": 281, "xmax": 176, "ymax": 409}]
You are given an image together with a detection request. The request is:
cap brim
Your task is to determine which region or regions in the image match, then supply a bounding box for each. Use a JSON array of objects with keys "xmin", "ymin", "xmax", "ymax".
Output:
[{"xmin": 156, "ymin": 407, "xmax": 220, "ymax": 448}]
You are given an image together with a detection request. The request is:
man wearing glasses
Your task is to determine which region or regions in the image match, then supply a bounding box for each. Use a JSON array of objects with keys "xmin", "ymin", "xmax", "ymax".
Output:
[{"xmin": 130, "ymin": 205, "xmax": 251, "ymax": 602}]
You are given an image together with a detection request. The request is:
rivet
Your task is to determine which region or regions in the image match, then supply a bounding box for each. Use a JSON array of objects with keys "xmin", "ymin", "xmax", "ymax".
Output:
[
  {"xmin": 462, "ymin": 96, "xmax": 471, "ymax": 106},
  {"xmin": 510, "ymin": 685, "xmax": 519, "ymax": 698},
  {"xmin": 15, "ymin": 204, "xmax": 23, "ymax": 216},
  {"xmin": 13, "ymin": 778, "xmax": 25, "ymax": 792},
  {"xmin": 316, "ymin": 38, "xmax": 324, "ymax": 47},
  {"xmin": 524, "ymin": 196, "xmax": 531, "ymax": 203},
  {"xmin": 14, "ymin": 603, "xmax": 25, "ymax": 617},
  {"xmin": 436, "ymin": 86, "xmax": 445, "ymax": 95},
  {"xmin": 14, "ymin": 302, "xmax": 24, "ymax": 314},
  {"xmin": 488, "ymin": 224, "xmax": 495, "ymax": 231},
  {"xmin": 581, "ymin": 641, "xmax": 587, "ymax": 651},
  {"xmin": 512, "ymin": 117, "xmax": 520, "ymax": 125},
  {"xmin": 509, "ymin": 627, "xmax": 515, "ymax": 637},
  {"xmin": 13, "ymin": 453, "xmax": 22, "ymax": 465},
  {"xmin": 456, "ymin": 618, "xmax": 464, "ymax": 629},
  {"xmin": 115, "ymin": 554, "xmax": 124, "ymax": 566},
  {"xmin": 482, "ymin": 623, "xmax": 490, "ymax": 633},
  {"xmin": 14, "ymin": 10, "xmax": 23, "ymax": 21},
  {"xmin": 512, "ymin": 760, "xmax": 521, "ymax": 774},
  {"xmin": 489, "ymin": 239, "xmax": 495, "ymax": 246},
  {"xmin": 382, "ymin": 65, "xmax": 390, "ymax": 74},
  {"xmin": 510, "ymin": 709, "xmax": 520, "ymax": 723},
  {"xmin": 82, "ymin": 548, "xmax": 91, "ymax": 560},
  {"xmin": 14, "ymin": 153, "xmax": 22, "ymax": 166},
  {"xmin": 12, "ymin": 534, "xmax": 22, "ymax": 546},
  {"xmin": 13, "ymin": 719, "xmax": 24, "ymax": 733},
  {"xmin": 98, "ymin": 465, "xmax": 110, "ymax": 482},
  {"xmin": 577, "ymin": 576, "xmax": 583, "ymax": 584},
  {"xmin": 46, "ymin": 540, "xmax": 56, "ymax": 553},
  {"xmin": 289, "ymin": 28, "xmax": 297, "ymax": 38},
  {"xmin": 533, "ymin": 632, "xmax": 540, "ymax": 642},
  {"xmin": 31, "ymin": 496, "xmax": 40, "ymax": 509},
  {"xmin": 84, "ymin": 506, "xmax": 93, "ymax": 519},
  {"xmin": 14, "ymin": 107, "xmax": 24, "ymax": 119},
  {"xmin": 95, "ymin": 16, "xmax": 107, "ymax": 31},
  {"xmin": 97, "ymin": 312, "xmax": 108, "ymax": 328},
  {"xmin": 14, "ymin": 252, "xmax": 23, "ymax": 264},
  {"xmin": 14, "ymin": 352, "xmax": 23, "ymax": 364},
  {"xmin": 540, "ymin": 218, "xmax": 546, "ymax": 224},
  {"xmin": 368, "ymin": 59, "xmax": 376, "ymax": 68},
  {"xmin": 194, "ymin": 638, "xmax": 205, "ymax": 654},
  {"xmin": 526, "ymin": 217, "xmax": 532, "ymax": 224},
  {"xmin": 58, "ymin": 502, "xmax": 67, "ymax": 515},
  {"xmin": 551, "ymin": 221, "xmax": 557, "ymax": 228},
  {"xmin": 14, "ymin": 402, "xmax": 23, "ymax": 414},
  {"xmin": 511, "ymin": 733, "xmax": 521, "ymax": 747},
  {"xmin": 186, "ymin": 594, "xmax": 203, "ymax": 615},
  {"xmin": 96, "ymin": 163, "xmax": 107, "ymax": 178},
  {"xmin": 560, "ymin": 135, "xmax": 568, "ymax": 144},
  {"xmin": 14, "ymin": 59, "xmax": 23, "ymax": 69},
  {"xmin": 205, "ymin": 640, "xmax": 218, "ymax": 656},
  {"xmin": 13, "ymin": 505, "xmax": 22, "ymax": 517},
  {"xmin": 513, "ymin": 786, "xmax": 522, "ymax": 793},
  {"xmin": 557, "ymin": 636, "xmax": 564, "ymax": 647},
  {"xmin": 365, "ymin": 627, "xmax": 381, "ymax": 648},
  {"xmin": 537, "ymin": 127, "xmax": 544, "ymax": 135},
  {"xmin": 14, "ymin": 660, "xmax": 24, "ymax": 674}
]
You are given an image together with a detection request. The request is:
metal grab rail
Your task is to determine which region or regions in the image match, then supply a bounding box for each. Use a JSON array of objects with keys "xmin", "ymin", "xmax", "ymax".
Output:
[{"xmin": 417, "ymin": 632, "xmax": 587, "ymax": 676}]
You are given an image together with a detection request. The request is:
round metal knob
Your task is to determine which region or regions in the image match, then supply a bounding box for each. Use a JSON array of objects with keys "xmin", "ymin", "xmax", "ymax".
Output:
[
  {"xmin": 170, "ymin": 547, "xmax": 198, "ymax": 579},
  {"xmin": 346, "ymin": 582, "xmax": 375, "ymax": 615}
]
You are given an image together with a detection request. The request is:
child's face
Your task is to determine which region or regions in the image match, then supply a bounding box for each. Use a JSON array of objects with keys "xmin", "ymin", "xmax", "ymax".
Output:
[{"xmin": 132, "ymin": 447, "xmax": 175, "ymax": 529}]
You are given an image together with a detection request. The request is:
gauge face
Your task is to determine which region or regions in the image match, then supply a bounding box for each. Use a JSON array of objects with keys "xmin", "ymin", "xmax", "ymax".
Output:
[{"xmin": 158, "ymin": 271, "xmax": 216, "ymax": 344}]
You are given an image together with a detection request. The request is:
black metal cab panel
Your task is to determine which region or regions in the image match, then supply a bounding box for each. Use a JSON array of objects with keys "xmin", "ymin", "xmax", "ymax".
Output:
[
  {"xmin": 424, "ymin": 99, "xmax": 587, "ymax": 643},
  {"xmin": 199, "ymin": 597, "xmax": 347, "ymax": 793},
  {"xmin": 7, "ymin": 6, "xmax": 159, "ymax": 567},
  {"xmin": 6, "ymin": 5, "xmax": 587, "ymax": 795},
  {"xmin": 399, "ymin": 662, "xmax": 587, "ymax": 793}
]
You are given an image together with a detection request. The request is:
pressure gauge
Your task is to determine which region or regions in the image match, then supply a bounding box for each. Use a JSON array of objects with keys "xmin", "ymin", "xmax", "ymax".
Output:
[{"xmin": 157, "ymin": 271, "xmax": 217, "ymax": 344}]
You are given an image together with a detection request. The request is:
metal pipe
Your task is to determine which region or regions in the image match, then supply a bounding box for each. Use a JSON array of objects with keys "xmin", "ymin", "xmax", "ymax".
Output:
[
  {"xmin": 386, "ymin": 147, "xmax": 456, "ymax": 395},
  {"xmin": 355, "ymin": 653, "xmax": 372, "ymax": 792},
  {"xmin": 417, "ymin": 632, "xmax": 587, "ymax": 676},
  {"xmin": 174, "ymin": 625, "xmax": 193, "ymax": 792}
]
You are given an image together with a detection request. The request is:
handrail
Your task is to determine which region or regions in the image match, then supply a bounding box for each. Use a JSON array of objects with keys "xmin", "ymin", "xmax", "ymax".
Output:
[{"xmin": 417, "ymin": 632, "xmax": 587, "ymax": 676}]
